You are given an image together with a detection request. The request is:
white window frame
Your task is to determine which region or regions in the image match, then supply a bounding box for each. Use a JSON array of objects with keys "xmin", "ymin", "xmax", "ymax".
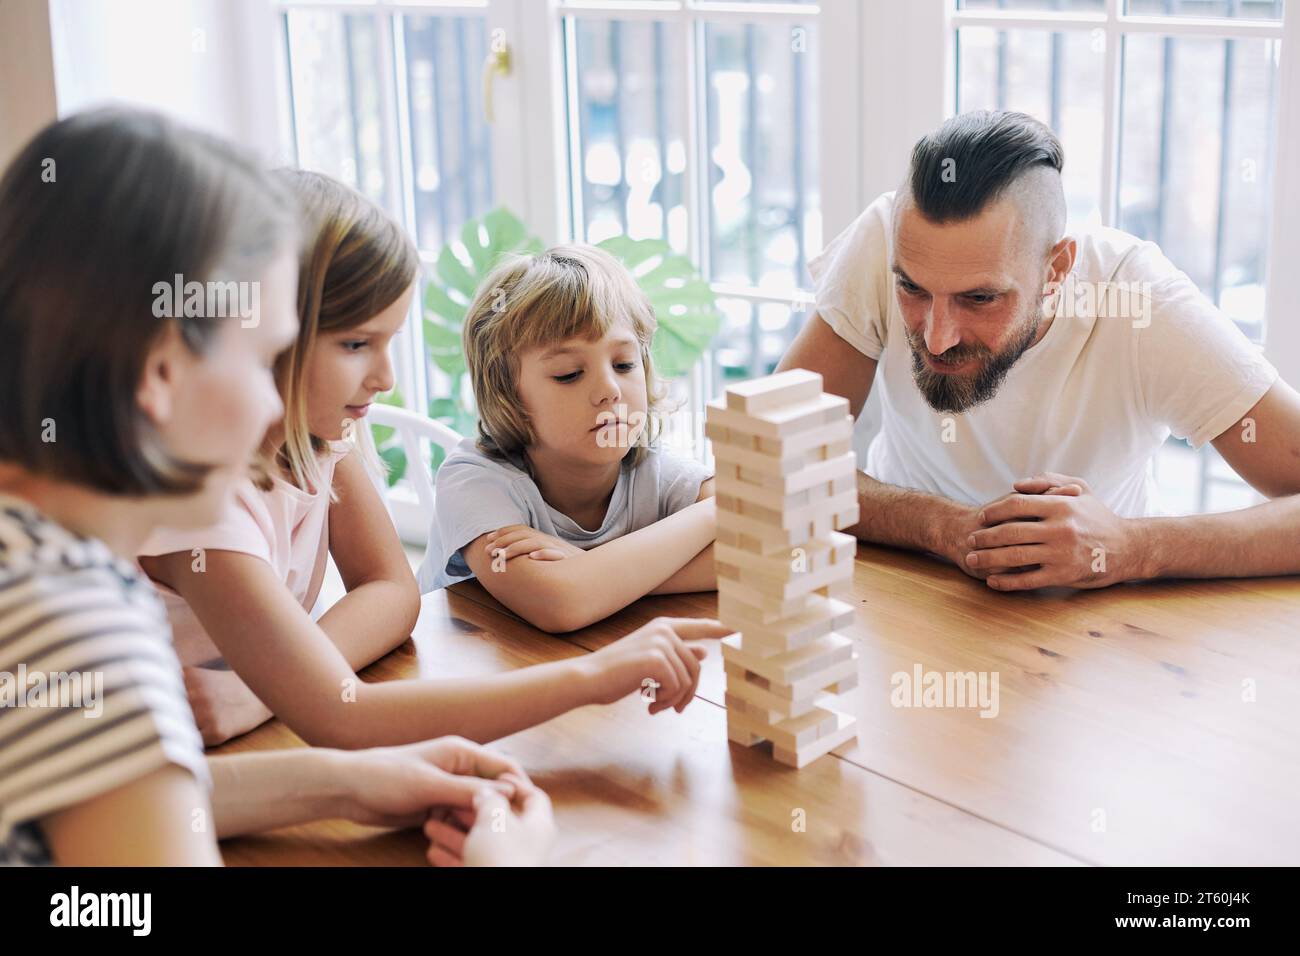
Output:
[
  {"xmin": 270, "ymin": 0, "xmax": 1300, "ymax": 541},
  {"xmin": 938, "ymin": 0, "xmax": 1299, "ymax": 386}
]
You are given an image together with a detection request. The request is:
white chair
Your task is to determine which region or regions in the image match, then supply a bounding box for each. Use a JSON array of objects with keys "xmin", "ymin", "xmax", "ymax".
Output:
[{"xmin": 366, "ymin": 403, "xmax": 465, "ymax": 520}]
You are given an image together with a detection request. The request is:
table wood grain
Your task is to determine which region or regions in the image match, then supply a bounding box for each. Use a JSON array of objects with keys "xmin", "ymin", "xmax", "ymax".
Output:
[{"xmin": 217, "ymin": 543, "xmax": 1300, "ymax": 866}]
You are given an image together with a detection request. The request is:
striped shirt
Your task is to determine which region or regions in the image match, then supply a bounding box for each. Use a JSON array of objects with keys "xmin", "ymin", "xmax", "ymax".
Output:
[{"xmin": 0, "ymin": 493, "xmax": 208, "ymax": 865}]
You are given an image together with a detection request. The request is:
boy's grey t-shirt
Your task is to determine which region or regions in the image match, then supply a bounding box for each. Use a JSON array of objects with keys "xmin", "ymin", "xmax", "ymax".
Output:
[{"xmin": 417, "ymin": 438, "xmax": 713, "ymax": 591}]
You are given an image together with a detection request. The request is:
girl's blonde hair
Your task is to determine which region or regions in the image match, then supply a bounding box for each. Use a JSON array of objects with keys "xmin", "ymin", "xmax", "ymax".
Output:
[
  {"xmin": 463, "ymin": 243, "xmax": 667, "ymax": 467},
  {"xmin": 268, "ymin": 170, "xmax": 418, "ymax": 494}
]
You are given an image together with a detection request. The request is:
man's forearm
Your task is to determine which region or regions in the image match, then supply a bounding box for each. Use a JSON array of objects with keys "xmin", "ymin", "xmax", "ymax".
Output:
[
  {"xmin": 845, "ymin": 470, "xmax": 970, "ymax": 558},
  {"xmin": 1133, "ymin": 495, "xmax": 1300, "ymax": 580}
]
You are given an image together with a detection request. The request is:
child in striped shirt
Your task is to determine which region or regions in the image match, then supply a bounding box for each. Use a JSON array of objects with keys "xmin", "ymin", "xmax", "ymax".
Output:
[{"xmin": 0, "ymin": 108, "xmax": 550, "ymax": 866}]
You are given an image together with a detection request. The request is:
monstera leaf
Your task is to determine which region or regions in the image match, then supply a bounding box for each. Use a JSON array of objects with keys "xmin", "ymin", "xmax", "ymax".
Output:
[
  {"xmin": 595, "ymin": 235, "xmax": 722, "ymax": 379},
  {"xmin": 370, "ymin": 389, "xmax": 408, "ymax": 487},
  {"xmin": 422, "ymin": 207, "xmax": 544, "ymax": 378}
]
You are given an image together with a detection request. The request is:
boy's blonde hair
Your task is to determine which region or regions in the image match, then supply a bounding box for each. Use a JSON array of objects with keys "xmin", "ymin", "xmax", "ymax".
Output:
[
  {"xmin": 268, "ymin": 170, "xmax": 418, "ymax": 494},
  {"xmin": 463, "ymin": 244, "xmax": 667, "ymax": 467}
]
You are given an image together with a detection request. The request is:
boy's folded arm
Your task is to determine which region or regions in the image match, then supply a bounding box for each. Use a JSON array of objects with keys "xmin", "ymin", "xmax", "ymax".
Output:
[
  {"xmin": 648, "ymin": 477, "xmax": 717, "ymax": 595},
  {"xmin": 647, "ymin": 543, "xmax": 715, "ymax": 595},
  {"xmin": 463, "ymin": 498, "xmax": 717, "ymax": 633}
]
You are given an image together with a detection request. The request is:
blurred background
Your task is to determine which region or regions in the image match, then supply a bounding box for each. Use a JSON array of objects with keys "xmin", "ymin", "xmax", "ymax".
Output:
[{"xmin": 2, "ymin": 0, "xmax": 1296, "ymax": 544}]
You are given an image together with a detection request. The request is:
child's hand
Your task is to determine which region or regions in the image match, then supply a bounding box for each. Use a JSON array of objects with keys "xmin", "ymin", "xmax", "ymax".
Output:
[
  {"xmin": 182, "ymin": 665, "xmax": 274, "ymax": 746},
  {"xmin": 585, "ymin": 617, "xmax": 733, "ymax": 714},
  {"xmin": 336, "ymin": 737, "xmax": 528, "ymax": 829},
  {"xmin": 485, "ymin": 525, "xmax": 584, "ymax": 562},
  {"xmin": 426, "ymin": 772, "xmax": 556, "ymax": 867}
]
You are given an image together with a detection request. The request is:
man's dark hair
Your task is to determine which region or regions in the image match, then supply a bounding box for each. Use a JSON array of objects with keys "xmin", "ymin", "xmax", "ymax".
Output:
[{"xmin": 906, "ymin": 110, "xmax": 1064, "ymax": 223}]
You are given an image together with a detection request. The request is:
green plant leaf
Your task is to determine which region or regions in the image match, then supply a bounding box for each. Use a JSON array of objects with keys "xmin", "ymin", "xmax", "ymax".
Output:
[
  {"xmin": 368, "ymin": 388, "xmax": 405, "ymax": 448},
  {"xmin": 597, "ymin": 236, "xmax": 721, "ymax": 379},
  {"xmin": 423, "ymin": 281, "xmax": 468, "ymax": 326},
  {"xmin": 380, "ymin": 444, "xmax": 407, "ymax": 487},
  {"xmin": 423, "ymin": 318, "xmax": 466, "ymax": 377}
]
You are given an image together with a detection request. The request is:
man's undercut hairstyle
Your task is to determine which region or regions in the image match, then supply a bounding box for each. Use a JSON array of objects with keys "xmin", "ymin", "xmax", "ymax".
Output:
[{"xmin": 906, "ymin": 110, "xmax": 1064, "ymax": 224}]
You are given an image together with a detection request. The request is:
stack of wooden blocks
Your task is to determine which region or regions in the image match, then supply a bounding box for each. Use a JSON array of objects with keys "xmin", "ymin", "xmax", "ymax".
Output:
[{"xmin": 706, "ymin": 369, "xmax": 861, "ymax": 769}]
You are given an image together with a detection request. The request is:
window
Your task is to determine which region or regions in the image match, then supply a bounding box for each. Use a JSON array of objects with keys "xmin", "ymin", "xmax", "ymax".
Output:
[
  {"xmin": 276, "ymin": 0, "xmax": 833, "ymax": 538},
  {"xmin": 951, "ymin": 0, "xmax": 1288, "ymax": 512},
  {"xmin": 276, "ymin": 0, "xmax": 1297, "ymax": 530}
]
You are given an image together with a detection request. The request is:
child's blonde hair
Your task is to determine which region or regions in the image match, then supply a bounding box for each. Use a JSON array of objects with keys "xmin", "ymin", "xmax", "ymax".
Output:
[
  {"xmin": 463, "ymin": 243, "xmax": 667, "ymax": 467},
  {"xmin": 268, "ymin": 170, "xmax": 419, "ymax": 494}
]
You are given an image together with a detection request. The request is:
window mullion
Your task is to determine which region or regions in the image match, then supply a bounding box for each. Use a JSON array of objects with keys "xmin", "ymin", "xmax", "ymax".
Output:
[
  {"xmin": 381, "ymin": 9, "xmax": 429, "ymax": 419},
  {"xmin": 1101, "ymin": 0, "xmax": 1122, "ymax": 227}
]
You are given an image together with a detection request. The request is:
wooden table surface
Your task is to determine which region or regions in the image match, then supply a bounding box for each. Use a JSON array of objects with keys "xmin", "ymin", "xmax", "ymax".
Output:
[{"xmin": 217, "ymin": 543, "xmax": 1300, "ymax": 866}]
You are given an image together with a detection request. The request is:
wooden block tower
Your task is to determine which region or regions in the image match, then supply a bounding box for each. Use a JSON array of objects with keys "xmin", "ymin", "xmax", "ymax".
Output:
[{"xmin": 706, "ymin": 369, "xmax": 861, "ymax": 769}]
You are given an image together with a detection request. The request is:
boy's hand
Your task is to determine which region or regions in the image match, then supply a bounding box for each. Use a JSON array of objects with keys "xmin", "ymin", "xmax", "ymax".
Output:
[
  {"xmin": 183, "ymin": 665, "xmax": 273, "ymax": 746},
  {"xmin": 585, "ymin": 616, "xmax": 732, "ymax": 714},
  {"xmin": 485, "ymin": 525, "xmax": 584, "ymax": 563}
]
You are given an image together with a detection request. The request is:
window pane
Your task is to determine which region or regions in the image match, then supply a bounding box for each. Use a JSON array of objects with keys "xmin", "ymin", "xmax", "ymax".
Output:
[
  {"xmin": 956, "ymin": 27, "xmax": 1105, "ymax": 226},
  {"xmin": 568, "ymin": 18, "xmax": 690, "ymax": 253},
  {"xmin": 704, "ymin": 20, "xmax": 821, "ymax": 291},
  {"xmin": 403, "ymin": 14, "xmax": 494, "ymax": 250},
  {"xmin": 711, "ymin": 297, "xmax": 804, "ymax": 382},
  {"xmin": 284, "ymin": 10, "xmax": 389, "ymax": 207},
  {"xmin": 1125, "ymin": 0, "xmax": 1284, "ymax": 19},
  {"xmin": 1118, "ymin": 34, "xmax": 1277, "ymax": 338},
  {"xmin": 959, "ymin": 0, "xmax": 1104, "ymax": 10}
]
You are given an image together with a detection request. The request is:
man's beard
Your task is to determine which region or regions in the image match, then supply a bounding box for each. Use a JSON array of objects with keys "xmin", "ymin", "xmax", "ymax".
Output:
[{"xmin": 906, "ymin": 308, "xmax": 1041, "ymax": 414}]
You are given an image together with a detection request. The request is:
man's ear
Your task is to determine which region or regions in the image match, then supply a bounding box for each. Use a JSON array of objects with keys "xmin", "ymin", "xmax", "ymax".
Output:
[
  {"xmin": 1046, "ymin": 235, "xmax": 1077, "ymax": 286},
  {"xmin": 136, "ymin": 322, "xmax": 188, "ymax": 427},
  {"xmin": 1040, "ymin": 235, "xmax": 1078, "ymax": 316}
]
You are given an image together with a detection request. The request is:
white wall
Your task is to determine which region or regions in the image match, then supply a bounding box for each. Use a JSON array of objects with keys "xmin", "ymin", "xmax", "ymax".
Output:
[
  {"xmin": 0, "ymin": 0, "xmax": 60, "ymax": 168},
  {"xmin": 46, "ymin": 0, "xmax": 289, "ymax": 164}
]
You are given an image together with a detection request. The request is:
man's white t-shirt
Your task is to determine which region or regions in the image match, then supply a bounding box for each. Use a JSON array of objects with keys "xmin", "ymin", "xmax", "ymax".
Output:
[{"xmin": 808, "ymin": 191, "xmax": 1278, "ymax": 517}]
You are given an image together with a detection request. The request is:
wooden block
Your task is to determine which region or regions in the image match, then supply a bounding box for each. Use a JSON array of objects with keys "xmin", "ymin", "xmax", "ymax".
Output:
[
  {"xmin": 716, "ymin": 557, "xmax": 853, "ymax": 612},
  {"xmin": 710, "ymin": 419, "xmax": 854, "ymax": 478},
  {"xmin": 715, "ymin": 454, "xmax": 857, "ymax": 511},
  {"xmin": 721, "ymin": 631, "xmax": 855, "ymax": 685},
  {"xmin": 725, "ymin": 369, "xmax": 822, "ymax": 415},
  {"xmin": 718, "ymin": 584, "xmax": 817, "ymax": 623},
  {"xmin": 718, "ymin": 595, "xmax": 855, "ymax": 654},
  {"xmin": 717, "ymin": 488, "xmax": 859, "ymax": 546},
  {"xmin": 713, "ymin": 478, "xmax": 812, "ymax": 514},
  {"xmin": 727, "ymin": 701, "xmax": 839, "ymax": 751},
  {"xmin": 828, "ymin": 671, "xmax": 859, "ymax": 694},
  {"xmin": 752, "ymin": 418, "xmax": 853, "ymax": 458},
  {"xmin": 706, "ymin": 393, "xmax": 850, "ymax": 441},
  {"xmin": 725, "ymin": 654, "xmax": 858, "ymax": 702},
  {"xmin": 724, "ymin": 668, "xmax": 823, "ymax": 719},
  {"xmin": 713, "ymin": 531, "xmax": 855, "ymax": 586},
  {"xmin": 726, "ymin": 716, "xmax": 764, "ymax": 746},
  {"xmin": 772, "ymin": 712, "xmax": 858, "ymax": 769}
]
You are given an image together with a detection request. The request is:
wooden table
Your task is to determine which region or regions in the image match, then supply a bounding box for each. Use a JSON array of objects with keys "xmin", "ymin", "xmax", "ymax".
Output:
[{"xmin": 218, "ymin": 543, "xmax": 1300, "ymax": 866}]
